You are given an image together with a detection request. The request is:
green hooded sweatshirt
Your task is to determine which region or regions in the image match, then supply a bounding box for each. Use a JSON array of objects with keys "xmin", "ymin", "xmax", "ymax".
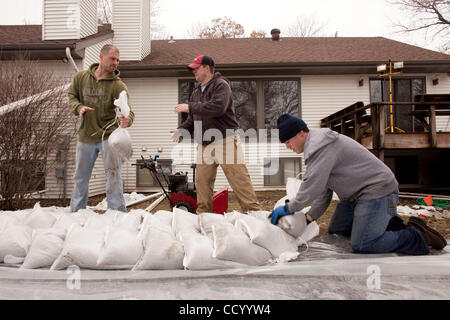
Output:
[{"xmin": 68, "ymin": 63, "xmax": 135, "ymax": 143}]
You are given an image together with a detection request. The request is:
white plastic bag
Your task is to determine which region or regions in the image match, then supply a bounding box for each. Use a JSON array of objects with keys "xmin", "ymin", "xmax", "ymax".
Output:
[
  {"xmin": 21, "ymin": 228, "xmax": 66, "ymax": 269},
  {"xmin": 22, "ymin": 202, "xmax": 57, "ymax": 229},
  {"xmin": 108, "ymin": 127, "xmax": 133, "ymax": 162},
  {"xmin": 96, "ymin": 226, "xmax": 143, "ymax": 269},
  {"xmin": 51, "ymin": 224, "xmax": 105, "ymax": 270},
  {"xmin": 212, "ymin": 222, "xmax": 272, "ymax": 266},
  {"xmin": 133, "ymin": 217, "xmax": 184, "ymax": 270},
  {"xmin": 114, "ymin": 90, "xmax": 130, "ymax": 118},
  {"xmin": 181, "ymin": 232, "xmax": 246, "ymax": 270},
  {"xmin": 109, "ymin": 90, "xmax": 133, "ymax": 162},
  {"xmin": 236, "ymin": 214, "xmax": 298, "ymax": 259},
  {"xmin": 0, "ymin": 224, "xmax": 33, "ymax": 262}
]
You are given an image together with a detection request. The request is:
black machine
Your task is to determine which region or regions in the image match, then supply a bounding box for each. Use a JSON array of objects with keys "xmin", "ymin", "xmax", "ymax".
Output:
[{"xmin": 132, "ymin": 155, "xmax": 228, "ymax": 214}]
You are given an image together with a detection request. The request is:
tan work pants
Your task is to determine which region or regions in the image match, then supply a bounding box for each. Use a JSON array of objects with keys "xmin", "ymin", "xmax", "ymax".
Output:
[{"xmin": 196, "ymin": 135, "xmax": 260, "ymax": 213}]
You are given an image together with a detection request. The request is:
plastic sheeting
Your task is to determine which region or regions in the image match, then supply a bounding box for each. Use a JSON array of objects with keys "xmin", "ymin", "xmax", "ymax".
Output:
[{"xmin": 1, "ymin": 234, "xmax": 449, "ymax": 300}]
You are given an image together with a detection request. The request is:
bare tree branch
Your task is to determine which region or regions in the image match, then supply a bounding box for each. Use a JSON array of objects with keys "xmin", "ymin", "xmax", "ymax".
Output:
[{"xmin": 389, "ymin": 0, "xmax": 449, "ymax": 52}]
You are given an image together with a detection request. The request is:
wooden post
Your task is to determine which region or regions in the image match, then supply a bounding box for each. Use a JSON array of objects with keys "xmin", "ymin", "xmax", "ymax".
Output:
[
  {"xmin": 354, "ymin": 113, "xmax": 360, "ymax": 142},
  {"xmin": 371, "ymin": 104, "xmax": 379, "ymax": 150},
  {"xmin": 379, "ymin": 104, "xmax": 386, "ymax": 150},
  {"xmin": 430, "ymin": 105, "xmax": 437, "ymax": 148}
]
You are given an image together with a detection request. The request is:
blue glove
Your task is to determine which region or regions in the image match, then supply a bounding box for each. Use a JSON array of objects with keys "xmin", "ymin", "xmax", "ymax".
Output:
[{"xmin": 269, "ymin": 204, "xmax": 291, "ymax": 225}]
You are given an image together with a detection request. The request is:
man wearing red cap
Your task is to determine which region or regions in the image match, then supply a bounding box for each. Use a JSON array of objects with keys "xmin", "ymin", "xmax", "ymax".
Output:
[{"xmin": 173, "ymin": 55, "xmax": 260, "ymax": 213}]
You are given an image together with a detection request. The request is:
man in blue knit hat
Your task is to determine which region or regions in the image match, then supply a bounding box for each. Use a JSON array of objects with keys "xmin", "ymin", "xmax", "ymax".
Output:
[{"xmin": 269, "ymin": 113, "xmax": 447, "ymax": 255}]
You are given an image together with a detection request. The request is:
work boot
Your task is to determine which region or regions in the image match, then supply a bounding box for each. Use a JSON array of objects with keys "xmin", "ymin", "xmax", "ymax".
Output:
[{"xmin": 407, "ymin": 216, "xmax": 447, "ymax": 250}]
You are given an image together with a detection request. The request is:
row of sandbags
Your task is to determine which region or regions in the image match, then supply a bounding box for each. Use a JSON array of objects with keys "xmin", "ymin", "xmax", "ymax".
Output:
[{"xmin": 0, "ymin": 200, "xmax": 319, "ymax": 270}]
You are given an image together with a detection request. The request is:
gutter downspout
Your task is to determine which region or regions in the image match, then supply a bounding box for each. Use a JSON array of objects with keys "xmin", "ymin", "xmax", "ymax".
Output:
[{"xmin": 62, "ymin": 47, "xmax": 79, "ymax": 199}]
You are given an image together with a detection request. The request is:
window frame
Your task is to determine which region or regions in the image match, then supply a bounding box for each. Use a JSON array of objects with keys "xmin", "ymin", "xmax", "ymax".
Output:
[
  {"xmin": 177, "ymin": 77, "xmax": 302, "ymax": 132},
  {"xmin": 263, "ymin": 157, "xmax": 302, "ymax": 187},
  {"xmin": 368, "ymin": 76, "xmax": 426, "ymax": 133}
]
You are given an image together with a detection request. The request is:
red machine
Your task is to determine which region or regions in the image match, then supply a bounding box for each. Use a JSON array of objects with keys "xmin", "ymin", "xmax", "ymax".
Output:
[{"xmin": 133, "ymin": 155, "xmax": 228, "ymax": 214}]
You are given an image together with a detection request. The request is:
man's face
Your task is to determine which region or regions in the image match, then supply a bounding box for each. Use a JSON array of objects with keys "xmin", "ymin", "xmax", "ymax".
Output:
[
  {"xmin": 100, "ymin": 49, "xmax": 120, "ymax": 73},
  {"xmin": 192, "ymin": 65, "xmax": 210, "ymax": 84},
  {"xmin": 285, "ymin": 131, "xmax": 307, "ymax": 154}
]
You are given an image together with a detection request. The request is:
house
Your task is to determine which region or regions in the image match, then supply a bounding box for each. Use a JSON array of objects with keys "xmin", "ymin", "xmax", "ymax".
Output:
[{"xmin": 1, "ymin": 0, "xmax": 449, "ymax": 201}]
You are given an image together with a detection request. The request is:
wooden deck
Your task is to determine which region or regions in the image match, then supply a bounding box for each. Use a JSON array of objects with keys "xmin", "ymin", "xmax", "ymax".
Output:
[{"xmin": 320, "ymin": 94, "xmax": 450, "ymax": 160}]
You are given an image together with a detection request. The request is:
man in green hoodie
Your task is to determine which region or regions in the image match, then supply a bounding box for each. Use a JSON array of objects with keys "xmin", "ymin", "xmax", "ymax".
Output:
[{"xmin": 68, "ymin": 44, "xmax": 135, "ymax": 212}]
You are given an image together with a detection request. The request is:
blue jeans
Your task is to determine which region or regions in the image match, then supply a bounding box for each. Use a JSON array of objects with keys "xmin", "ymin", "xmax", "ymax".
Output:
[
  {"xmin": 70, "ymin": 140, "xmax": 126, "ymax": 213},
  {"xmin": 328, "ymin": 190, "xmax": 429, "ymax": 255}
]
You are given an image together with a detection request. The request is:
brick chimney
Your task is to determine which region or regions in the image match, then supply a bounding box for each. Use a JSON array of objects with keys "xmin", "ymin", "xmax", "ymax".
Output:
[
  {"xmin": 42, "ymin": 0, "xmax": 98, "ymax": 40},
  {"xmin": 271, "ymin": 28, "xmax": 280, "ymax": 41},
  {"xmin": 112, "ymin": 0, "xmax": 151, "ymax": 61}
]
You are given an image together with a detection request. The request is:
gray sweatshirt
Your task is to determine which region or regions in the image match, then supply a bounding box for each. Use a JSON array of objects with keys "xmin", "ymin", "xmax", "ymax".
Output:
[{"xmin": 288, "ymin": 128, "xmax": 398, "ymax": 220}]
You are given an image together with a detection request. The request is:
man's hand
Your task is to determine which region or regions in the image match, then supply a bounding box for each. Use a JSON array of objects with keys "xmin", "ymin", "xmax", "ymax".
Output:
[
  {"xmin": 79, "ymin": 106, "xmax": 95, "ymax": 116},
  {"xmin": 269, "ymin": 204, "xmax": 291, "ymax": 225},
  {"xmin": 174, "ymin": 104, "xmax": 189, "ymax": 113},
  {"xmin": 170, "ymin": 129, "xmax": 183, "ymax": 143},
  {"xmin": 119, "ymin": 115, "xmax": 129, "ymax": 128},
  {"xmin": 305, "ymin": 213, "xmax": 314, "ymax": 224}
]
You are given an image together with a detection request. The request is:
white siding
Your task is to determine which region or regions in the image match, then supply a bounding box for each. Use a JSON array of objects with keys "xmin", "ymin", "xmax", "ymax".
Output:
[
  {"xmin": 42, "ymin": 0, "xmax": 97, "ymax": 40},
  {"xmin": 301, "ymin": 74, "xmax": 371, "ymax": 128},
  {"xmin": 426, "ymin": 73, "xmax": 450, "ymax": 132},
  {"xmin": 112, "ymin": 0, "xmax": 151, "ymax": 61}
]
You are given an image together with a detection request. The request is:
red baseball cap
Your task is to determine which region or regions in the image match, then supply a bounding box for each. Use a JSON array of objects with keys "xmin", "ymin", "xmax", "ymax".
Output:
[{"xmin": 187, "ymin": 55, "xmax": 215, "ymax": 70}]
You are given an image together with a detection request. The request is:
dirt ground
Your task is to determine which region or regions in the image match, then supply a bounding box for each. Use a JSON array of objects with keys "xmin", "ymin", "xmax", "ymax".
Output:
[{"xmin": 30, "ymin": 190, "xmax": 450, "ymax": 239}]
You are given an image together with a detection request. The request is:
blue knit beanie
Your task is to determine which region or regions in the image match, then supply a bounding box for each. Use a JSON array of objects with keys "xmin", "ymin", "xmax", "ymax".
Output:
[{"xmin": 277, "ymin": 114, "xmax": 308, "ymax": 143}]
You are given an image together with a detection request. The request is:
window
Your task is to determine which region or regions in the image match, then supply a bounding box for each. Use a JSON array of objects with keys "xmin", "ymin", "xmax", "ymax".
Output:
[
  {"xmin": 178, "ymin": 78, "xmax": 301, "ymax": 134},
  {"xmin": 369, "ymin": 77, "xmax": 425, "ymax": 133},
  {"xmin": 264, "ymin": 80, "xmax": 300, "ymax": 131},
  {"xmin": 136, "ymin": 158, "xmax": 172, "ymax": 188},
  {"xmin": 264, "ymin": 157, "xmax": 301, "ymax": 186}
]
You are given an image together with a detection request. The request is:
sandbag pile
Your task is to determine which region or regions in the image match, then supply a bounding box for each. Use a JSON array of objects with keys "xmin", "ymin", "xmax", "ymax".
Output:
[{"xmin": 0, "ymin": 200, "xmax": 319, "ymax": 271}]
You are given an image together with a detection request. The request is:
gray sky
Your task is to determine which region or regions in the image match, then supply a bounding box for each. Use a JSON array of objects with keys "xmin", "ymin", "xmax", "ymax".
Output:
[{"xmin": 0, "ymin": 0, "xmax": 444, "ymax": 52}]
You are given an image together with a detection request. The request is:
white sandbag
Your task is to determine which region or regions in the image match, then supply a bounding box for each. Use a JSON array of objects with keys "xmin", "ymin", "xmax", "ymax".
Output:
[
  {"xmin": 0, "ymin": 215, "xmax": 16, "ymax": 230},
  {"xmin": 108, "ymin": 127, "xmax": 133, "ymax": 162},
  {"xmin": 286, "ymin": 177, "xmax": 302, "ymax": 198},
  {"xmin": 51, "ymin": 224, "xmax": 105, "ymax": 270},
  {"xmin": 96, "ymin": 226, "xmax": 143, "ymax": 269},
  {"xmin": 172, "ymin": 207, "xmax": 200, "ymax": 241},
  {"xmin": 298, "ymin": 221, "xmax": 320, "ymax": 244},
  {"xmin": 151, "ymin": 211, "xmax": 173, "ymax": 233},
  {"xmin": 198, "ymin": 213, "xmax": 226, "ymax": 239},
  {"xmin": 274, "ymin": 195, "xmax": 289, "ymax": 210},
  {"xmin": 3, "ymin": 255, "xmax": 25, "ymax": 264},
  {"xmin": 21, "ymin": 228, "xmax": 66, "ymax": 269},
  {"xmin": 113, "ymin": 211, "xmax": 143, "ymax": 233},
  {"xmin": 181, "ymin": 232, "xmax": 246, "ymax": 270},
  {"xmin": 223, "ymin": 211, "xmax": 241, "ymax": 225},
  {"xmin": 236, "ymin": 214, "xmax": 298, "ymax": 259},
  {"xmin": 22, "ymin": 203, "xmax": 57, "ymax": 229},
  {"xmin": 114, "ymin": 90, "xmax": 130, "ymax": 118},
  {"xmin": 108, "ymin": 90, "xmax": 133, "ymax": 162},
  {"xmin": 0, "ymin": 224, "xmax": 33, "ymax": 262},
  {"xmin": 52, "ymin": 212, "xmax": 87, "ymax": 231},
  {"xmin": 84, "ymin": 210, "xmax": 119, "ymax": 230},
  {"xmin": 212, "ymin": 223, "xmax": 272, "ymax": 266},
  {"xmin": 278, "ymin": 212, "xmax": 308, "ymax": 238},
  {"xmin": 133, "ymin": 218, "xmax": 184, "ymax": 270},
  {"xmin": 3, "ymin": 208, "xmax": 34, "ymax": 225},
  {"xmin": 248, "ymin": 210, "xmax": 271, "ymax": 221}
]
